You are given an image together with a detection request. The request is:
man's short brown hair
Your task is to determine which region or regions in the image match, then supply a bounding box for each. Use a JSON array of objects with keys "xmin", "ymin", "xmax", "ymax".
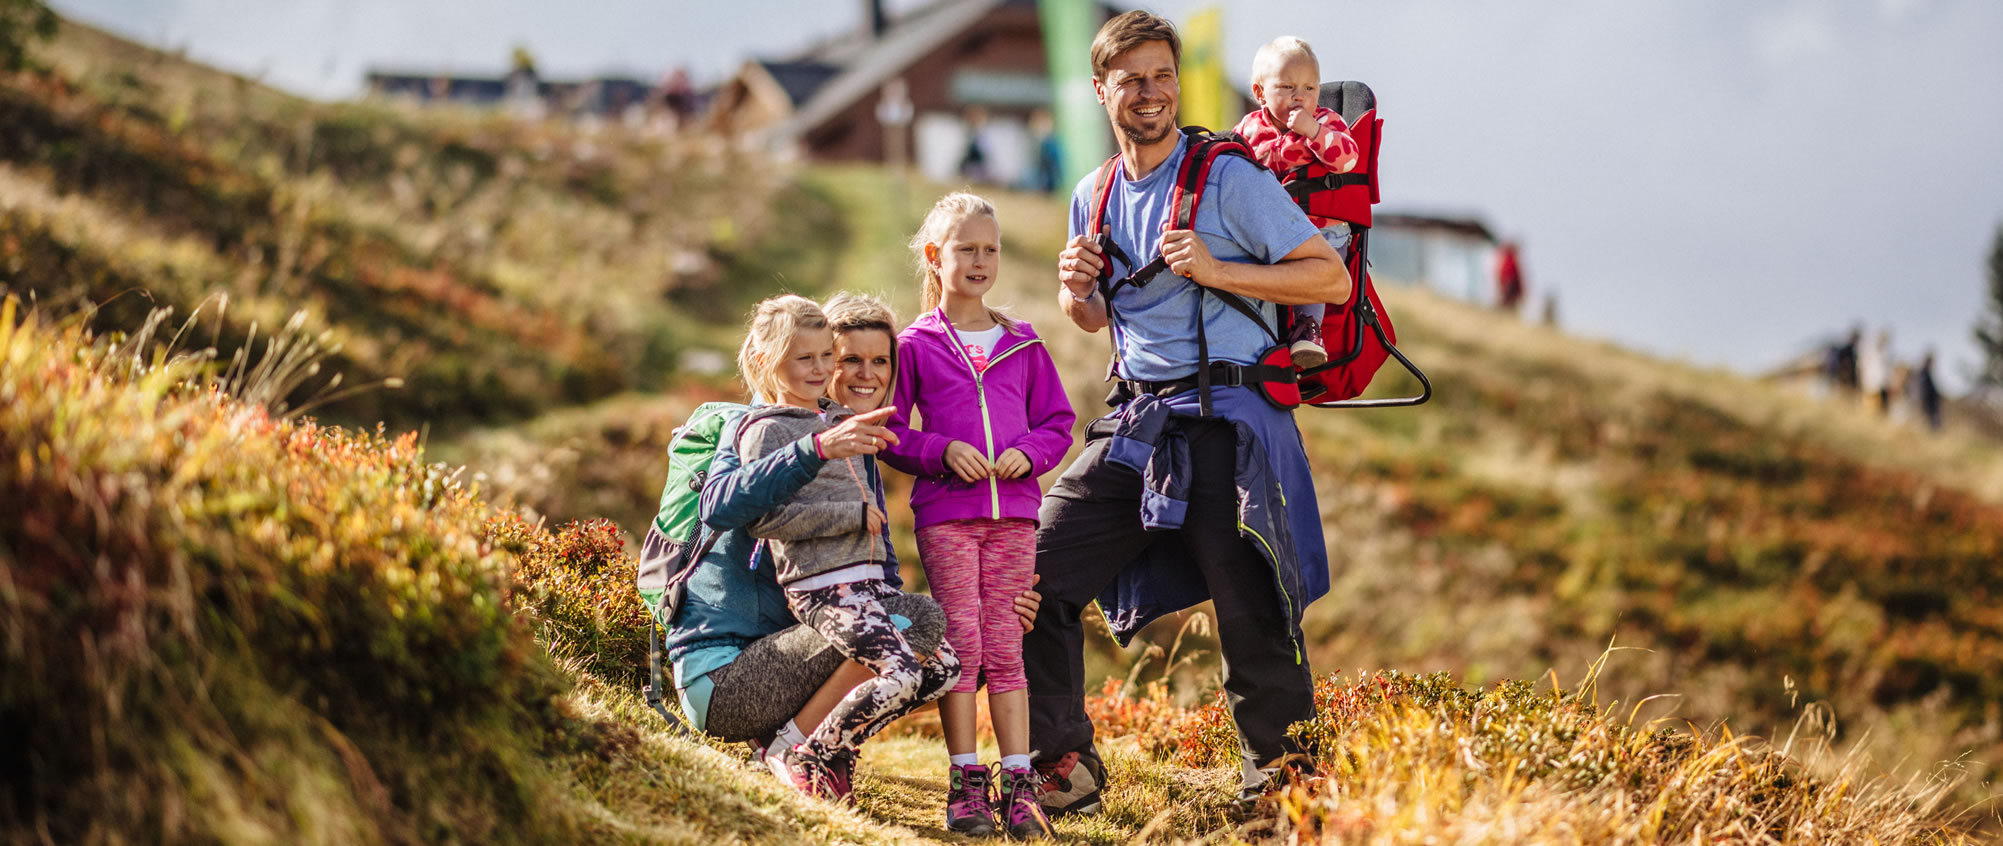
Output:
[{"xmin": 1090, "ymin": 10, "xmax": 1181, "ymax": 80}]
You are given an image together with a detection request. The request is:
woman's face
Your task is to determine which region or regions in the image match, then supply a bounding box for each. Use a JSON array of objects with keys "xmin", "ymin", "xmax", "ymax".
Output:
[
  {"xmin": 773, "ymin": 326, "xmax": 835, "ymax": 408},
  {"xmin": 830, "ymin": 328, "xmax": 894, "ymax": 412}
]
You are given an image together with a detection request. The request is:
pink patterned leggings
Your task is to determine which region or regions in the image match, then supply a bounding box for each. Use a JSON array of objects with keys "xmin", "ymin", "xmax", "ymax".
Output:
[{"xmin": 916, "ymin": 518, "xmax": 1036, "ymax": 694}]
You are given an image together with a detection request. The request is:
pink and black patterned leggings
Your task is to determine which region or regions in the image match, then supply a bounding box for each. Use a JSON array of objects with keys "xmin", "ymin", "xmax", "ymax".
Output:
[{"xmin": 916, "ymin": 518, "xmax": 1036, "ymax": 694}]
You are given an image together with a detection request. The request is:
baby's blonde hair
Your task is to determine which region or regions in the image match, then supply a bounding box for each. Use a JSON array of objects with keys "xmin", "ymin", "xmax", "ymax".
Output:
[
  {"xmin": 909, "ymin": 192, "xmax": 1015, "ymax": 328},
  {"xmin": 1250, "ymin": 36, "xmax": 1319, "ymax": 89},
  {"xmin": 736, "ymin": 294, "xmax": 829, "ymax": 403}
]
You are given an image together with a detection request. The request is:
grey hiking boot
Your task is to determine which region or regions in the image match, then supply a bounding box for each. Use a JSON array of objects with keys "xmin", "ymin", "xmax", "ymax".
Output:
[
  {"xmin": 1032, "ymin": 747, "xmax": 1105, "ymax": 818},
  {"xmin": 1234, "ymin": 755, "xmax": 1321, "ymax": 812}
]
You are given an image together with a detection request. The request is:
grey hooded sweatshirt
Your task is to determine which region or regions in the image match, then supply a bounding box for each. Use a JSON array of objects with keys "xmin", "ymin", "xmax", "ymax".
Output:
[{"xmin": 736, "ymin": 401, "xmax": 893, "ymax": 586}]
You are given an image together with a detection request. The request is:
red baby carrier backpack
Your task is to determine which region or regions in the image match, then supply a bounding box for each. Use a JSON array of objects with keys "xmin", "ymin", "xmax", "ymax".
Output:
[{"xmin": 1084, "ymin": 81, "xmax": 1430, "ymax": 411}]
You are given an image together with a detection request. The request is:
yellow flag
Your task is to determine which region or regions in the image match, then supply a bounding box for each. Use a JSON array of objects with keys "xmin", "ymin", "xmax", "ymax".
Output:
[{"xmin": 1180, "ymin": 7, "xmax": 1229, "ymax": 132}]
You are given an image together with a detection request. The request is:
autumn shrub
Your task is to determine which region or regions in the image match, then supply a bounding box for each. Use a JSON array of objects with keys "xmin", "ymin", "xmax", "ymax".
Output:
[
  {"xmin": 498, "ymin": 514, "xmax": 652, "ymax": 689},
  {"xmin": 0, "ymin": 302, "xmax": 599, "ymax": 843}
]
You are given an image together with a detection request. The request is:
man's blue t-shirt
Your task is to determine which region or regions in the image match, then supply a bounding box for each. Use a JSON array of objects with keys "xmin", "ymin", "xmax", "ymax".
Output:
[{"xmin": 1068, "ymin": 133, "xmax": 1320, "ymax": 383}]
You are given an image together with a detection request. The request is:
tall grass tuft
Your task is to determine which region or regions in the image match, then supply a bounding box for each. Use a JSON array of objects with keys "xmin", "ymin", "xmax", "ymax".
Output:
[{"xmin": 1082, "ymin": 655, "xmax": 1976, "ymax": 844}]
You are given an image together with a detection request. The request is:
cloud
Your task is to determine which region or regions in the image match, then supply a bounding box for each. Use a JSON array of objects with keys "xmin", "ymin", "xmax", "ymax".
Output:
[
  {"xmin": 1753, "ymin": 3, "xmax": 1839, "ymax": 68},
  {"xmin": 1877, "ymin": 0, "xmax": 1929, "ymax": 22}
]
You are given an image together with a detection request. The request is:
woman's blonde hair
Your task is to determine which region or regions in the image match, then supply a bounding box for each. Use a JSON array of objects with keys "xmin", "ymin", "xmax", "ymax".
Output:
[
  {"xmin": 909, "ymin": 192, "xmax": 1015, "ymax": 328},
  {"xmin": 824, "ymin": 291, "xmax": 899, "ymax": 339},
  {"xmin": 735, "ymin": 294, "xmax": 828, "ymax": 402},
  {"xmin": 1250, "ymin": 36, "xmax": 1318, "ymax": 88}
]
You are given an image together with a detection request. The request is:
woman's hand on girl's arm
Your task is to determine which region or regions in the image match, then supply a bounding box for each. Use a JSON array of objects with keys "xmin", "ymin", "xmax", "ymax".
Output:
[
  {"xmin": 944, "ymin": 440, "xmax": 993, "ymax": 482},
  {"xmin": 865, "ymin": 504, "xmax": 886, "ymax": 536},
  {"xmin": 1015, "ymin": 574, "xmax": 1042, "ymax": 633}
]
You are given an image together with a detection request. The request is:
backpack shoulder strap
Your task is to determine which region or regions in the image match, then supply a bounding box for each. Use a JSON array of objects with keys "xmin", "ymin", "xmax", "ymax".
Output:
[
  {"xmin": 1170, "ymin": 129, "xmax": 1279, "ymax": 344},
  {"xmin": 1086, "ymin": 153, "xmax": 1121, "ymax": 237}
]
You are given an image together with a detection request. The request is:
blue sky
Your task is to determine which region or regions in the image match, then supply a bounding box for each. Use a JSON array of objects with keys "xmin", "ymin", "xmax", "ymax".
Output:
[{"xmin": 50, "ymin": 0, "xmax": 2003, "ymax": 389}]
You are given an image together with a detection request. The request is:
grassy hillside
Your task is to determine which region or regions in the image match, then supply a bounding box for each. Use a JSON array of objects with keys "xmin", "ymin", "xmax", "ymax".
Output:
[
  {"xmin": 442, "ymin": 145, "xmax": 2003, "ymax": 806},
  {"xmin": 448, "ymin": 155, "xmax": 2003, "ymax": 817},
  {"xmin": 1, "ymin": 19, "xmax": 845, "ymax": 432},
  {"xmin": 0, "ymin": 302, "xmax": 962, "ymax": 844},
  {"xmin": 4, "ymin": 301, "xmax": 1978, "ymax": 843},
  {"xmin": 5, "ymin": 16, "xmax": 2001, "ymax": 844}
]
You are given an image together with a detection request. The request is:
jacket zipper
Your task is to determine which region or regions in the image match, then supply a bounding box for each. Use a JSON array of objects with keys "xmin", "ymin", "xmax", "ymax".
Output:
[
  {"xmin": 938, "ymin": 313, "xmax": 1044, "ymax": 519},
  {"xmin": 1237, "ymin": 519, "xmax": 1303, "ymax": 663}
]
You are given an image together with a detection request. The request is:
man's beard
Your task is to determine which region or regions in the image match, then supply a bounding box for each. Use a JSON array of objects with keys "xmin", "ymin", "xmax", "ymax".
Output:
[{"xmin": 1115, "ymin": 102, "xmax": 1176, "ymax": 145}]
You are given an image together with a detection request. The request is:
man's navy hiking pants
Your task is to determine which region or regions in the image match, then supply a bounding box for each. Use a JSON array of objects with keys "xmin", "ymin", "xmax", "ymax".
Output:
[{"xmin": 1024, "ymin": 415, "xmax": 1315, "ymax": 780}]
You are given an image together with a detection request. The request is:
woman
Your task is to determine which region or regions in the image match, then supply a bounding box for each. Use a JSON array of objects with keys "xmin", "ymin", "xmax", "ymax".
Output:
[{"xmin": 665, "ymin": 292, "xmax": 1039, "ymax": 800}]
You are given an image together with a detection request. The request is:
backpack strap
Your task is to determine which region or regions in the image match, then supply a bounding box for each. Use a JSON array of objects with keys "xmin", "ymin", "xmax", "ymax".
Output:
[
  {"xmin": 1283, "ymin": 167, "xmax": 1371, "ymax": 209},
  {"xmin": 1092, "ymin": 128, "xmax": 1288, "ymax": 412}
]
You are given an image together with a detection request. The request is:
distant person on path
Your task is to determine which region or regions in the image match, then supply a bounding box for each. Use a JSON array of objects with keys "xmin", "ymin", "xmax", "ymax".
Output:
[
  {"xmin": 1027, "ymin": 109, "xmax": 1063, "ymax": 194},
  {"xmin": 1823, "ymin": 326, "xmax": 1862, "ymax": 394},
  {"xmin": 1860, "ymin": 328, "xmax": 1892, "ymax": 413},
  {"xmin": 1034, "ymin": 10, "xmax": 1351, "ymax": 816},
  {"xmin": 1912, "ymin": 349, "xmax": 1943, "ymax": 430},
  {"xmin": 1495, "ymin": 240, "xmax": 1526, "ymax": 312},
  {"xmin": 959, "ymin": 107, "xmax": 993, "ymax": 184},
  {"xmin": 664, "ymin": 294, "xmax": 1042, "ymax": 804},
  {"xmin": 881, "ymin": 193, "xmax": 1075, "ymax": 838},
  {"xmin": 1231, "ymin": 35, "xmax": 1361, "ymax": 369}
]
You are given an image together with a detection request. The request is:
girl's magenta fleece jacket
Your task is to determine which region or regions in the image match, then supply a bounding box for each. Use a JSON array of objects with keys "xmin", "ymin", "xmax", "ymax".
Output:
[{"xmin": 881, "ymin": 308, "xmax": 1076, "ymax": 529}]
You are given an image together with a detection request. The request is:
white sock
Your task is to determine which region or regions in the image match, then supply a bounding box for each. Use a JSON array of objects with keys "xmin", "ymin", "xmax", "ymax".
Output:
[
  {"xmin": 1001, "ymin": 754, "xmax": 1032, "ymax": 772},
  {"xmin": 776, "ymin": 720, "xmax": 808, "ymax": 750},
  {"xmin": 950, "ymin": 753, "xmax": 979, "ymax": 767}
]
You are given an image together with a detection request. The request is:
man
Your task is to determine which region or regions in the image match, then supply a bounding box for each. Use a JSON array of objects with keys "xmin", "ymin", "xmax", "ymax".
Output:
[{"xmin": 1028, "ymin": 10, "xmax": 1351, "ymax": 816}]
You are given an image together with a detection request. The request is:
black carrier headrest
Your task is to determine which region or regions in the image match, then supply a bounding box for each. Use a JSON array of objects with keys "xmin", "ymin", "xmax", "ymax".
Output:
[{"xmin": 1319, "ymin": 81, "xmax": 1376, "ymax": 125}]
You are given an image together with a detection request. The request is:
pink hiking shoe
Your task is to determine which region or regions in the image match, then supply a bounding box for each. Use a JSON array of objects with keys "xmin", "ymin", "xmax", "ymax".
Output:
[
  {"xmin": 1000, "ymin": 765, "xmax": 1055, "ymax": 839},
  {"xmin": 945, "ymin": 763, "xmax": 997, "ymax": 835}
]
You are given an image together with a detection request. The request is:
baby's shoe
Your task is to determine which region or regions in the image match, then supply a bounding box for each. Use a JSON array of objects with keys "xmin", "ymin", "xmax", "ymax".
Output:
[
  {"xmin": 1000, "ymin": 765, "xmax": 1054, "ymax": 838},
  {"xmin": 945, "ymin": 763, "xmax": 997, "ymax": 835},
  {"xmin": 1289, "ymin": 315, "xmax": 1329, "ymax": 368}
]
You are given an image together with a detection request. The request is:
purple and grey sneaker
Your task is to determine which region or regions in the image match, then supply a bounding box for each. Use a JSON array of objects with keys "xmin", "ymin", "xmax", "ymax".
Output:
[
  {"xmin": 945, "ymin": 763, "xmax": 997, "ymax": 835},
  {"xmin": 826, "ymin": 749, "xmax": 857, "ymax": 806},
  {"xmin": 1000, "ymin": 766, "xmax": 1055, "ymax": 839},
  {"xmin": 768, "ymin": 744, "xmax": 836, "ymax": 800}
]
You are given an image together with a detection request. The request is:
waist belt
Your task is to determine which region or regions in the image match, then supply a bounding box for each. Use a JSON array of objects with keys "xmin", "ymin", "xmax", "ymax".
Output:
[{"xmin": 1116, "ymin": 361, "xmax": 1297, "ymax": 402}]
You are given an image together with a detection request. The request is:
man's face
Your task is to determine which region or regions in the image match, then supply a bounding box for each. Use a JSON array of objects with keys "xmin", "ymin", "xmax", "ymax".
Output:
[{"xmin": 1094, "ymin": 40, "xmax": 1179, "ymax": 147}]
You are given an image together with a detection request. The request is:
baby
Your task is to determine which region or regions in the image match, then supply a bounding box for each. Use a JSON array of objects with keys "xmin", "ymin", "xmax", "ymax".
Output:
[{"xmin": 1232, "ymin": 36, "xmax": 1361, "ymax": 368}]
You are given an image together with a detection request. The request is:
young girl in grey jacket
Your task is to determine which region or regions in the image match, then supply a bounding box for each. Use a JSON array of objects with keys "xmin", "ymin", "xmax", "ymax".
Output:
[{"xmin": 733, "ymin": 295, "xmax": 925, "ymax": 798}]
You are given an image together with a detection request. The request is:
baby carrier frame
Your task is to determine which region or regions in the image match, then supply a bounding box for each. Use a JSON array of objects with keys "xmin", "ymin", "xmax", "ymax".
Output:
[{"xmin": 1295, "ymin": 80, "xmax": 1432, "ymax": 408}]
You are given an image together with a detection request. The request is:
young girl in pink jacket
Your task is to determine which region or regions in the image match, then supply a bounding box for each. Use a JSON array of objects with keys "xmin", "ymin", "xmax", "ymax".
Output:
[{"xmin": 882, "ymin": 192, "xmax": 1074, "ymax": 838}]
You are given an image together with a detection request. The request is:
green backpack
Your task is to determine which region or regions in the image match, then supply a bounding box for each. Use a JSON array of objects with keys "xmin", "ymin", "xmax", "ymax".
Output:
[
  {"xmin": 637, "ymin": 400, "xmax": 749, "ymax": 731},
  {"xmin": 636, "ymin": 401, "xmax": 749, "ymax": 627}
]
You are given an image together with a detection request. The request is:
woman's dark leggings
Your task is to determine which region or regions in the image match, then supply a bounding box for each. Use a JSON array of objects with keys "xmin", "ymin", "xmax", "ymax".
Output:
[{"xmin": 702, "ymin": 590, "xmax": 959, "ymax": 745}]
